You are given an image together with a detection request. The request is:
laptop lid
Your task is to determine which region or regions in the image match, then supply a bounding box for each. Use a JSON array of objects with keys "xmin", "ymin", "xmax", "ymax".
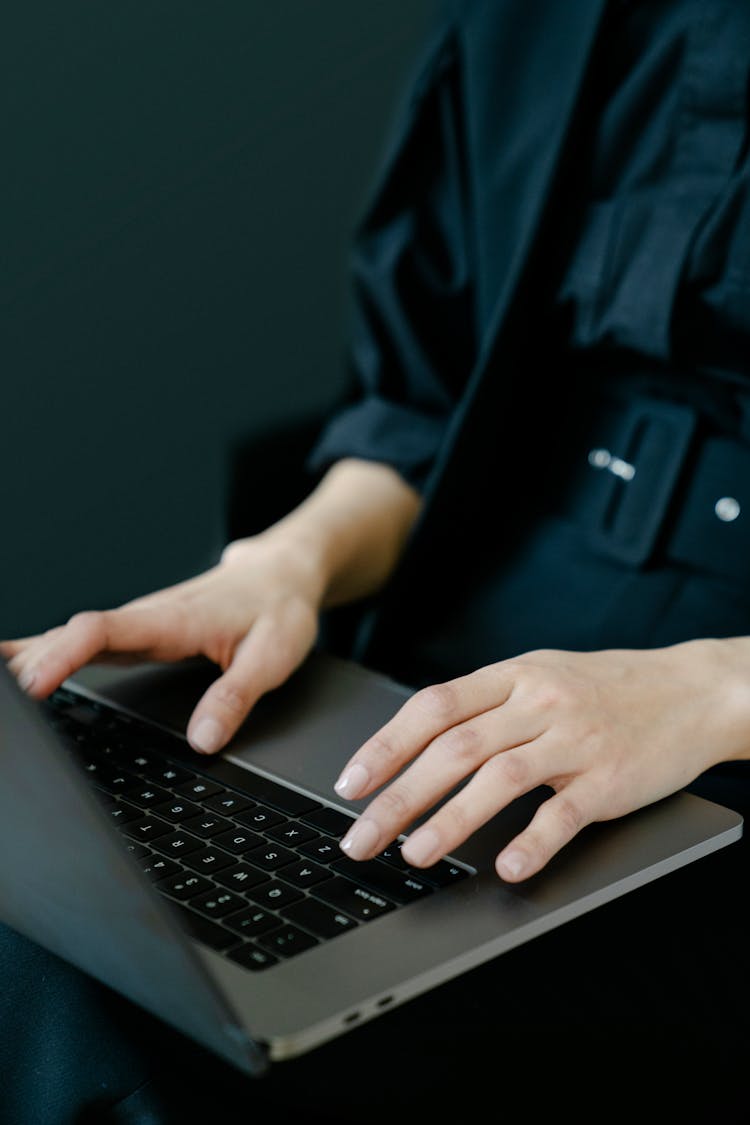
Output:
[{"xmin": 0, "ymin": 659, "xmax": 269, "ymax": 1077}]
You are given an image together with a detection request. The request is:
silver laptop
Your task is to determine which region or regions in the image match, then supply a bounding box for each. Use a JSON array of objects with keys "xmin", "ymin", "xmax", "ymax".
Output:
[{"xmin": 0, "ymin": 651, "xmax": 742, "ymax": 1076}]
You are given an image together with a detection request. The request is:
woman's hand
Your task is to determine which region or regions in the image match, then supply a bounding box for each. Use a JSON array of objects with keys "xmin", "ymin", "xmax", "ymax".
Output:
[
  {"xmin": 0, "ymin": 534, "xmax": 325, "ymax": 754},
  {"xmin": 334, "ymin": 639, "xmax": 750, "ymax": 882},
  {"xmin": 0, "ymin": 458, "xmax": 422, "ymax": 755}
]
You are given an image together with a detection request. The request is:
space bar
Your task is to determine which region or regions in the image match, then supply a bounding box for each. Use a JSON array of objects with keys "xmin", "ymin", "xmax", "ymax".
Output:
[{"xmin": 171, "ymin": 904, "xmax": 239, "ymax": 951}]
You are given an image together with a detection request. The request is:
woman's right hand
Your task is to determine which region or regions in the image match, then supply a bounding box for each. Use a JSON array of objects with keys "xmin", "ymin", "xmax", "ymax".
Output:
[
  {"xmin": 0, "ymin": 458, "xmax": 423, "ymax": 756},
  {"xmin": 0, "ymin": 532, "xmax": 325, "ymax": 755}
]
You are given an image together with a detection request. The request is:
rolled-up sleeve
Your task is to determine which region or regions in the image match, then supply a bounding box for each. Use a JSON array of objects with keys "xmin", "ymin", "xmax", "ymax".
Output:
[{"xmin": 307, "ymin": 18, "xmax": 476, "ymax": 493}]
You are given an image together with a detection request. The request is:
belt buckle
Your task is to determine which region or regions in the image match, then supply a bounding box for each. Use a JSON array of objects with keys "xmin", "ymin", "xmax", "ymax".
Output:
[{"xmin": 584, "ymin": 397, "xmax": 697, "ymax": 567}]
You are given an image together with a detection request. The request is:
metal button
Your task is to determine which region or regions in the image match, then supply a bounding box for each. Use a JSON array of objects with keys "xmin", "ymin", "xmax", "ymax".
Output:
[
  {"xmin": 588, "ymin": 448, "xmax": 611, "ymax": 469},
  {"xmin": 588, "ymin": 448, "xmax": 636, "ymax": 480},
  {"xmin": 715, "ymin": 496, "xmax": 740, "ymax": 522}
]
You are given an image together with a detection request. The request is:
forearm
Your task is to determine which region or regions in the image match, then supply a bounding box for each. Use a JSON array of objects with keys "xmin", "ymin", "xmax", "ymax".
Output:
[{"xmin": 225, "ymin": 458, "xmax": 423, "ymax": 610}]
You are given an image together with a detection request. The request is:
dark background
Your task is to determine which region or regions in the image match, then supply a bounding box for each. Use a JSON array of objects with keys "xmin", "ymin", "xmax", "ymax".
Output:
[{"xmin": 1, "ymin": 1, "xmax": 433, "ymax": 639}]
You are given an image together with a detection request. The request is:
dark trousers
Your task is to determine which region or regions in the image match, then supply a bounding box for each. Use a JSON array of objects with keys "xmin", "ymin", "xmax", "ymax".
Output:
[{"xmin": 3, "ymin": 504, "xmax": 750, "ymax": 1124}]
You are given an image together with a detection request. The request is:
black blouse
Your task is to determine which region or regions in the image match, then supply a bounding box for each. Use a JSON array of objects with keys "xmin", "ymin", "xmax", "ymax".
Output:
[{"xmin": 308, "ymin": 0, "xmax": 750, "ymax": 491}]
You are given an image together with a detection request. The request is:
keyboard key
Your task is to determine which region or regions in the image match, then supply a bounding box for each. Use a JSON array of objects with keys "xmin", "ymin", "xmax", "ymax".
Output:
[
  {"xmin": 101, "ymin": 767, "xmax": 144, "ymax": 794},
  {"xmin": 298, "ymin": 838, "xmax": 340, "ymax": 864},
  {"xmin": 246, "ymin": 879, "xmax": 304, "ymax": 910},
  {"xmin": 234, "ymin": 807, "xmax": 286, "ymax": 832},
  {"xmin": 300, "ymin": 807, "xmax": 356, "ymax": 837},
  {"xmin": 283, "ymin": 898, "xmax": 358, "ymax": 939},
  {"xmin": 171, "ymin": 905, "xmax": 239, "ymax": 952},
  {"xmin": 150, "ymin": 831, "xmax": 204, "ymax": 858},
  {"xmin": 330, "ymin": 858, "xmax": 433, "ymax": 904},
  {"xmin": 106, "ymin": 800, "xmax": 142, "ymax": 826},
  {"xmin": 139, "ymin": 855, "xmax": 181, "ymax": 881},
  {"xmin": 121, "ymin": 840, "xmax": 150, "ymax": 860},
  {"xmin": 243, "ymin": 843, "xmax": 297, "ymax": 872},
  {"xmin": 376, "ymin": 842, "xmax": 410, "ymax": 869},
  {"xmin": 112, "ymin": 749, "xmax": 157, "ymax": 773},
  {"xmin": 213, "ymin": 863, "xmax": 270, "ymax": 892},
  {"xmin": 202, "ymin": 792, "xmax": 255, "ymax": 816},
  {"xmin": 190, "ymin": 889, "xmax": 246, "ymax": 919},
  {"xmin": 122, "ymin": 815, "xmax": 173, "ymax": 843},
  {"xmin": 222, "ymin": 907, "xmax": 278, "ymax": 938},
  {"xmin": 173, "ymin": 779, "xmax": 225, "ymax": 801},
  {"xmin": 280, "ymin": 859, "xmax": 330, "ymax": 889},
  {"xmin": 257, "ymin": 924, "xmax": 319, "ymax": 959},
  {"xmin": 227, "ymin": 943, "xmax": 279, "ymax": 971},
  {"xmin": 181, "ymin": 814, "xmax": 234, "ymax": 839},
  {"xmin": 126, "ymin": 785, "xmax": 173, "ymax": 809},
  {"xmin": 212, "ymin": 828, "xmax": 265, "ymax": 855},
  {"xmin": 78, "ymin": 758, "xmax": 111, "ymax": 781},
  {"xmin": 182, "ymin": 846, "xmax": 236, "ymax": 874},
  {"xmin": 266, "ymin": 822, "xmax": 319, "ymax": 847},
  {"xmin": 84, "ymin": 765, "xmax": 141, "ymax": 794},
  {"xmin": 201, "ymin": 762, "xmax": 322, "ymax": 817},
  {"xmin": 415, "ymin": 859, "xmax": 471, "ymax": 888},
  {"xmin": 157, "ymin": 872, "xmax": 213, "ymax": 900},
  {"xmin": 151, "ymin": 798, "xmax": 202, "ymax": 823},
  {"xmin": 313, "ymin": 877, "xmax": 394, "ymax": 921},
  {"xmin": 142, "ymin": 763, "xmax": 196, "ymax": 787}
]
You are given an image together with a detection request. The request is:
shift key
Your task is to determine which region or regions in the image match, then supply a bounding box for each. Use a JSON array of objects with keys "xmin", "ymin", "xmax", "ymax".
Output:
[{"xmin": 330, "ymin": 858, "xmax": 433, "ymax": 904}]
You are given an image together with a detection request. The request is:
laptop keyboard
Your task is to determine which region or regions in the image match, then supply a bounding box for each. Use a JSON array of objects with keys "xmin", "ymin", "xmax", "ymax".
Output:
[{"xmin": 43, "ymin": 686, "xmax": 473, "ymax": 972}]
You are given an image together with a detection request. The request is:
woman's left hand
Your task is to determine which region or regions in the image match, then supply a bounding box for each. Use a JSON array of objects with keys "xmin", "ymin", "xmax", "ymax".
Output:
[{"xmin": 334, "ymin": 639, "xmax": 750, "ymax": 881}]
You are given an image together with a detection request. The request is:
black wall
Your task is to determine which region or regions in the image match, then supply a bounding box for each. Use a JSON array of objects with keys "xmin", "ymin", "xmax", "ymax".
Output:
[{"xmin": 1, "ymin": 2, "xmax": 433, "ymax": 638}]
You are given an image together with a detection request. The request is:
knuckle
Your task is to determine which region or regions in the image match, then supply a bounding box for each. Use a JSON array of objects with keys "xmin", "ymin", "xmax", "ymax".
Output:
[
  {"xmin": 365, "ymin": 732, "xmax": 403, "ymax": 770},
  {"xmin": 441, "ymin": 799, "xmax": 470, "ymax": 837},
  {"xmin": 553, "ymin": 794, "xmax": 586, "ymax": 837},
  {"xmin": 377, "ymin": 782, "xmax": 414, "ymax": 820},
  {"xmin": 433, "ymin": 723, "xmax": 482, "ymax": 762},
  {"xmin": 520, "ymin": 671, "xmax": 573, "ymax": 714},
  {"xmin": 209, "ymin": 679, "xmax": 248, "ymax": 718},
  {"xmin": 411, "ymin": 681, "xmax": 459, "ymax": 722},
  {"xmin": 220, "ymin": 537, "xmax": 254, "ymax": 566},
  {"xmin": 485, "ymin": 748, "xmax": 530, "ymax": 789}
]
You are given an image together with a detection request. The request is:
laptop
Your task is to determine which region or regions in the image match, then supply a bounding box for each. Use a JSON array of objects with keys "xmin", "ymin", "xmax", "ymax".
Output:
[{"xmin": 0, "ymin": 649, "xmax": 743, "ymax": 1076}]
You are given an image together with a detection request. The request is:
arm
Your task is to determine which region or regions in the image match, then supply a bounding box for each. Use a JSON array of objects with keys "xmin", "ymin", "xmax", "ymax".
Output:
[{"xmin": 1, "ymin": 457, "xmax": 421, "ymax": 752}]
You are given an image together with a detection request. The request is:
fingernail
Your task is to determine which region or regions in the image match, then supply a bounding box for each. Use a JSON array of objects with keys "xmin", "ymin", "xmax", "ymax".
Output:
[
  {"xmin": 334, "ymin": 762, "xmax": 370, "ymax": 800},
  {"xmin": 401, "ymin": 827, "xmax": 440, "ymax": 867},
  {"xmin": 18, "ymin": 669, "xmax": 36, "ymax": 693},
  {"xmin": 498, "ymin": 849, "xmax": 526, "ymax": 880},
  {"xmin": 189, "ymin": 717, "xmax": 224, "ymax": 755},
  {"xmin": 340, "ymin": 817, "xmax": 380, "ymax": 860}
]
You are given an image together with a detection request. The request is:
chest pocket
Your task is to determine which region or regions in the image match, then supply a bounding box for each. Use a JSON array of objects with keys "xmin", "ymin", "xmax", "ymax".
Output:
[{"xmin": 557, "ymin": 190, "xmax": 715, "ymax": 363}]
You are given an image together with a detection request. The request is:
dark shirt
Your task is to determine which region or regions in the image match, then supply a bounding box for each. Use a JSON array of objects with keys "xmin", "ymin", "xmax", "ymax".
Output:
[
  {"xmin": 309, "ymin": 0, "xmax": 750, "ymax": 489},
  {"xmin": 559, "ymin": 0, "xmax": 750, "ymax": 391}
]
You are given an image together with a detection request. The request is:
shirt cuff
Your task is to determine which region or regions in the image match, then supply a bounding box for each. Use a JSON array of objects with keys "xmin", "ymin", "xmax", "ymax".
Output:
[{"xmin": 305, "ymin": 396, "xmax": 447, "ymax": 493}]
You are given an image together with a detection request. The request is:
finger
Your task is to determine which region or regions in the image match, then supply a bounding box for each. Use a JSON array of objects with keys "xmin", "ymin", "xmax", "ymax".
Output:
[
  {"xmin": 5, "ymin": 652, "xmax": 38, "ymax": 692},
  {"xmin": 495, "ymin": 779, "xmax": 594, "ymax": 882},
  {"xmin": 339, "ymin": 704, "xmax": 548, "ymax": 862},
  {"xmin": 186, "ymin": 603, "xmax": 317, "ymax": 754},
  {"xmin": 0, "ymin": 637, "xmax": 41, "ymax": 659},
  {"xmin": 3, "ymin": 627, "xmax": 67, "ymax": 689},
  {"xmin": 333, "ymin": 662, "xmax": 518, "ymax": 802},
  {"xmin": 398, "ymin": 731, "xmax": 559, "ymax": 868},
  {"xmin": 16, "ymin": 607, "xmax": 190, "ymax": 698}
]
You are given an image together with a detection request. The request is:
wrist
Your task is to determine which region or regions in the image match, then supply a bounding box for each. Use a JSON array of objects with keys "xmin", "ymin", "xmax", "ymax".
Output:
[
  {"xmin": 221, "ymin": 525, "xmax": 329, "ymax": 610},
  {"xmin": 687, "ymin": 637, "xmax": 750, "ymax": 765}
]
